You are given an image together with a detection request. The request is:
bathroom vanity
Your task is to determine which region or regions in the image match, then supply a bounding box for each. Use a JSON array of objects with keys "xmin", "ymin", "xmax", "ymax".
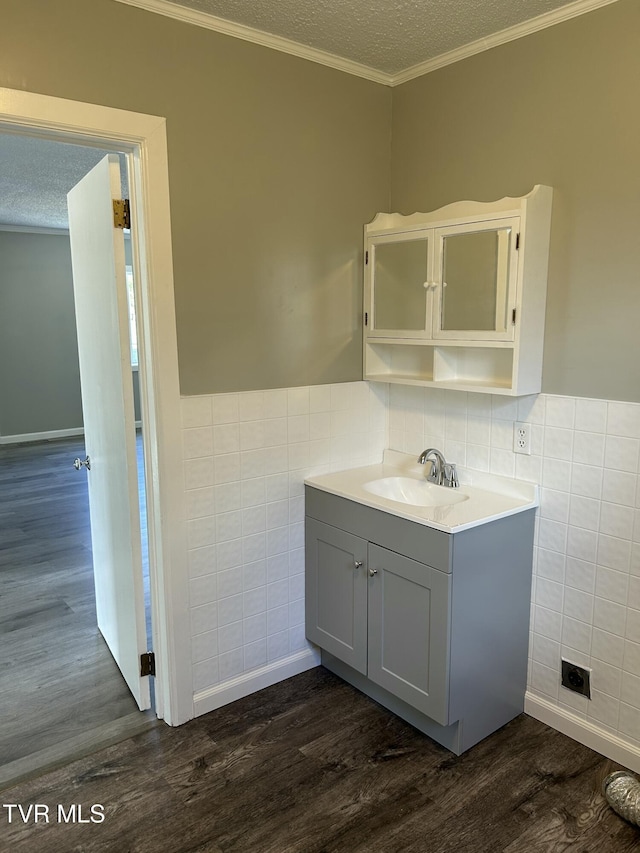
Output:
[{"xmin": 305, "ymin": 452, "xmax": 538, "ymax": 755}]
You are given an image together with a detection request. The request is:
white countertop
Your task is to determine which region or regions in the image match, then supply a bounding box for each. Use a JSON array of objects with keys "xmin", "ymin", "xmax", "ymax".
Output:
[{"xmin": 304, "ymin": 450, "xmax": 539, "ymax": 533}]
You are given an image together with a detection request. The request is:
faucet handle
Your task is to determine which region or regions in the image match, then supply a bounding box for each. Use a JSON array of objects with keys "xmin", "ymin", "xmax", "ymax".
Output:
[{"xmin": 443, "ymin": 463, "xmax": 459, "ymax": 488}]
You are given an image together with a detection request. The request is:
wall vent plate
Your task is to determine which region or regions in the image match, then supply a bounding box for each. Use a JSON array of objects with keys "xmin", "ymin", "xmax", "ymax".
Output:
[{"xmin": 561, "ymin": 659, "xmax": 591, "ymax": 698}]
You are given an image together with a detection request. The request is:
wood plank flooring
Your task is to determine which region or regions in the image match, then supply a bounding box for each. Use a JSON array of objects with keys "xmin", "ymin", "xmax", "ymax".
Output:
[
  {"xmin": 0, "ymin": 437, "xmax": 156, "ymax": 789},
  {"xmin": 1, "ymin": 667, "xmax": 638, "ymax": 852}
]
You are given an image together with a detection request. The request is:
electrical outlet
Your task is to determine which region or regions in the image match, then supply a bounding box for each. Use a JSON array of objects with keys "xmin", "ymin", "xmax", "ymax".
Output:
[
  {"xmin": 513, "ymin": 421, "xmax": 531, "ymax": 455},
  {"xmin": 561, "ymin": 659, "xmax": 591, "ymax": 698}
]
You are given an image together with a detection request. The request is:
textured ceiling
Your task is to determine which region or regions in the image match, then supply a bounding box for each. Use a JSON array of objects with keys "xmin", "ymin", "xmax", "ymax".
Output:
[
  {"xmin": 154, "ymin": 0, "xmax": 584, "ymax": 75},
  {"xmin": 0, "ymin": 135, "xmax": 127, "ymax": 231}
]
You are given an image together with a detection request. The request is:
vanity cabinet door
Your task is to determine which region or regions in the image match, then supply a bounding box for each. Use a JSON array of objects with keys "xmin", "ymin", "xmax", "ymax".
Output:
[
  {"xmin": 367, "ymin": 544, "xmax": 451, "ymax": 725},
  {"xmin": 305, "ymin": 518, "xmax": 368, "ymax": 675}
]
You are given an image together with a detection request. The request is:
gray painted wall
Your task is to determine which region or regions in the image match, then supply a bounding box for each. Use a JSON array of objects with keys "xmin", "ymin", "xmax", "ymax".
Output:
[
  {"xmin": 0, "ymin": 230, "xmax": 141, "ymax": 438},
  {"xmin": 0, "ymin": 231, "xmax": 83, "ymax": 436},
  {"xmin": 391, "ymin": 0, "xmax": 640, "ymax": 402},
  {"xmin": 0, "ymin": 0, "xmax": 392, "ymax": 396},
  {"xmin": 1, "ymin": 0, "xmax": 637, "ymax": 402}
]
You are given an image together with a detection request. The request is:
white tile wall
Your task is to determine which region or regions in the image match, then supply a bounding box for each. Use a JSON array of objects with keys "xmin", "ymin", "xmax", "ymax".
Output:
[
  {"xmin": 386, "ymin": 385, "xmax": 640, "ymax": 749},
  {"xmin": 181, "ymin": 382, "xmax": 388, "ymax": 695},
  {"xmin": 182, "ymin": 378, "xmax": 640, "ymax": 755}
]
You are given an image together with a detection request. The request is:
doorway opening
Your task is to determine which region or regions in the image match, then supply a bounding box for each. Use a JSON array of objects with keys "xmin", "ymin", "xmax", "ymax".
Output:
[
  {"xmin": 0, "ymin": 137, "xmax": 156, "ymax": 787},
  {"xmin": 0, "ymin": 85, "xmax": 192, "ymax": 788}
]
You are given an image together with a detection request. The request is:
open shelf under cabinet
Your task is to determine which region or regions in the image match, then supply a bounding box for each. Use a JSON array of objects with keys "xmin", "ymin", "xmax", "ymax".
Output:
[{"xmin": 365, "ymin": 340, "xmax": 516, "ymax": 394}]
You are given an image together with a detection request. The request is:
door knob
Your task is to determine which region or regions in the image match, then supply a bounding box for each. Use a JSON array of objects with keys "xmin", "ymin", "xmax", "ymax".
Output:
[
  {"xmin": 354, "ymin": 561, "xmax": 363, "ymax": 569},
  {"xmin": 73, "ymin": 456, "xmax": 91, "ymax": 471},
  {"xmin": 369, "ymin": 568, "xmax": 378, "ymax": 577}
]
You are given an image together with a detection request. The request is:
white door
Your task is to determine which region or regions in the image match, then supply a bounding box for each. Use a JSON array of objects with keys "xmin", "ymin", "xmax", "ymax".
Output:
[{"xmin": 67, "ymin": 154, "xmax": 150, "ymax": 711}]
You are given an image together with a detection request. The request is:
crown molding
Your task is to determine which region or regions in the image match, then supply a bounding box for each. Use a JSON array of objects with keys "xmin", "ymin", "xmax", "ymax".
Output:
[
  {"xmin": 112, "ymin": 0, "xmax": 393, "ymax": 85},
  {"xmin": 0, "ymin": 223, "xmax": 69, "ymax": 235},
  {"xmin": 113, "ymin": 0, "xmax": 621, "ymax": 87},
  {"xmin": 389, "ymin": 0, "xmax": 621, "ymax": 86}
]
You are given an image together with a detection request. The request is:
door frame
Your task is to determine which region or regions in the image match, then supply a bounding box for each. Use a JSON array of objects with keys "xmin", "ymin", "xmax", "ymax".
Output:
[{"xmin": 0, "ymin": 87, "xmax": 192, "ymax": 726}]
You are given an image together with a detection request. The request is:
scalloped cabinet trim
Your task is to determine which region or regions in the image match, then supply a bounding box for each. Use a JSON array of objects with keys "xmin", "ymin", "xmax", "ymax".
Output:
[{"xmin": 363, "ymin": 186, "xmax": 553, "ymax": 396}]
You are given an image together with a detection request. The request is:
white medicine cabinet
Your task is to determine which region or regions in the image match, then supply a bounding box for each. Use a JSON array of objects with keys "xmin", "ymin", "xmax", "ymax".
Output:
[{"xmin": 363, "ymin": 185, "xmax": 553, "ymax": 395}]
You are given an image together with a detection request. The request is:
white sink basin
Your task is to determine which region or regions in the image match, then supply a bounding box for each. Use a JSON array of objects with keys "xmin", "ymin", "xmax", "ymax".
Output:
[
  {"xmin": 363, "ymin": 476, "xmax": 469, "ymax": 507},
  {"xmin": 305, "ymin": 450, "xmax": 539, "ymax": 533}
]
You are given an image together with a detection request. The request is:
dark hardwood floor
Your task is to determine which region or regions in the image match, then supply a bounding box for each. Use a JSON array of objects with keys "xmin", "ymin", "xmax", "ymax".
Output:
[
  {"xmin": 2, "ymin": 439, "xmax": 638, "ymax": 850},
  {"xmin": 1, "ymin": 667, "xmax": 638, "ymax": 852},
  {"xmin": 0, "ymin": 437, "xmax": 156, "ymax": 789}
]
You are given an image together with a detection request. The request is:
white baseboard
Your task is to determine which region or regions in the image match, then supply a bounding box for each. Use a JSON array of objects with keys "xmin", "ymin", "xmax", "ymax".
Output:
[
  {"xmin": 0, "ymin": 427, "xmax": 84, "ymax": 445},
  {"xmin": 193, "ymin": 649, "xmax": 321, "ymax": 718},
  {"xmin": 525, "ymin": 691, "xmax": 640, "ymax": 773}
]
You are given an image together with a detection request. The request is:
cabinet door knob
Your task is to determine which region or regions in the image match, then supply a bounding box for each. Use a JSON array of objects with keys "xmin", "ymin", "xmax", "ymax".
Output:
[
  {"xmin": 369, "ymin": 568, "xmax": 378, "ymax": 577},
  {"xmin": 354, "ymin": 560, "xmax": 363, "ymax": 569}
]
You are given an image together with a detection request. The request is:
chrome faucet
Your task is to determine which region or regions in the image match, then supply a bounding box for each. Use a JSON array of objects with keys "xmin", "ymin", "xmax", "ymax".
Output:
[{"xmin": 417, "ymin": 448, "xmax": 459, "ymax": 488}]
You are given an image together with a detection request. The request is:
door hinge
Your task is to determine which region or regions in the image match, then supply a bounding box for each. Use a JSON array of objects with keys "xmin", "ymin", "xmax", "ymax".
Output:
[
  {"xmin": 140, "ymin": 651, "xmax": 155, "ymax": 677},
  {"xmin": 365, "ymin": 250, "xmax": 369, "ymax": 265},
  {"xmin": 512, "ymin": 308, "xmax": 517, "ymax": 325},
  {"xmin": 113, "ymin": 198, "xmax": 131, "ymax": 229},
  {"xmin": 515, "ymin": 233, "xmax": 520, "ymax": 250},
  {"xmin": 365, "ymin": 312, "xmax": 368, "ymax": 326}
]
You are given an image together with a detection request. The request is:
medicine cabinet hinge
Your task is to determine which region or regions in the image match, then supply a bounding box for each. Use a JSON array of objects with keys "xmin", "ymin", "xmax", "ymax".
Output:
[
  {"xmin": 512, "ymin": 308, "xmax": 517, "ymax": 325},
  {"xmin": 113, "ymin": 198, "xmax": 131, "ymax": 229},
  {"xmin": 140, "ymin": 651, "xmax": 155, "ymax": 677},
  {"xmin": 365, "ymin": 250, "xmax": 369, "ymax": 265},
  {"xmin": 515, "ymin": 233, "xmax": 520, "ymax": 250}
]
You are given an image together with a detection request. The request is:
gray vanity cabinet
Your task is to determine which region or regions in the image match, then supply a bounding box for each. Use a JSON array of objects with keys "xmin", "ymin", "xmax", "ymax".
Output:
[
  {"xmin": 305, "ymin": 518, "xmax": 368, "ymax": 675},
  {"xmin": 305, "ymin": 484, "xmax": 536, "ymax": 755},
  {"xmin": 367, "ymin": 544, "xmax": 450, "ymax": 726},
  {"xmin": 306, "ymin": 520, "xmax": 450, "ymax": 726}
]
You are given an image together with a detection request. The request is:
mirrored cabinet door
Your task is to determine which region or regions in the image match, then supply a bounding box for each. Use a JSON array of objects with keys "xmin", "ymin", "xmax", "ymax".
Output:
[
  {"xmin": 433, "ymin": 218, "xmax": 519, "ymax": 341},
  {"xmin": 371, "ymin": 235, "xmax": 430, "ymax": 335}
]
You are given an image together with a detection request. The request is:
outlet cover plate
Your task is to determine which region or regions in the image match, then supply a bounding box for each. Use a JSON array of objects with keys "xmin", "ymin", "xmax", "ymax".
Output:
[
  {"xmin": 513, "ymin": 421, "xmax": 531, "ymax": 455},
  {"xmin": 561, "ymin": 659, "xmax": 591, "ymax": 698}
]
